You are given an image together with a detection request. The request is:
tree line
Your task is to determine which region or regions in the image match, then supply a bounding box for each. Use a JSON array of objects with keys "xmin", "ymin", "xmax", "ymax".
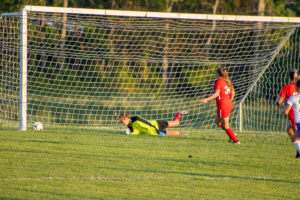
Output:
[{"xmin": 1, "ymin": 0, "xmax": 300, "ymax": 17}]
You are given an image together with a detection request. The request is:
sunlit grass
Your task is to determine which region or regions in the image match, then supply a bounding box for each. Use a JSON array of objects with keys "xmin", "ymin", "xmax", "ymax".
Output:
[{"xmin": 0, "ymin": 129, "xmax": 299, "ymax": 199}]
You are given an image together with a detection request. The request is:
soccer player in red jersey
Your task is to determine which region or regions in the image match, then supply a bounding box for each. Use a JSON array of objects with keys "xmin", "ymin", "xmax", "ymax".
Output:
[
  {"xmin": 277, "ymin": 69, "xmax": 299, "ymax": 158},
  {"xmin": 201, "ymin": 67, "xmax": 239, "ymax": 144}
]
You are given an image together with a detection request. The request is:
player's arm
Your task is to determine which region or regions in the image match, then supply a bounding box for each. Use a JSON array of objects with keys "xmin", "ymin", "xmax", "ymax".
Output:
[
  {"xmin": 130, "ymin": 126, "xmax": 140, "ymax": 135},
  {"xmin": 283, "ymin": 96, "xmax": 293, "ymax": 114},
  {"xmin": 201, "ymin": 89, "xmax": 220, "ymax": 104},
  {"xmin": 283, "ymin": 104, "xmax": 292, "ymax": 115},
  {"xmin": 277, "ymin": 96, "xmax": 284, "ymax": 105},
  {"xmin": 277, "ymin": 96, "xmax": 286, "ymax": 111},
  {"xmin": 276, "ymin": 87, "xmax": 285, "ymax": 108},
  {"xmin": 128, "ymin": 123, "xmax": 140, "ymax": 135}
]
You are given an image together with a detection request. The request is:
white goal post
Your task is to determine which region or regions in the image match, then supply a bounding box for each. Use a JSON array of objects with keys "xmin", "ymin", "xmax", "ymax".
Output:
[{"xmin": 1, "ymin": 6, "xmax": 300, "ymax": 132}]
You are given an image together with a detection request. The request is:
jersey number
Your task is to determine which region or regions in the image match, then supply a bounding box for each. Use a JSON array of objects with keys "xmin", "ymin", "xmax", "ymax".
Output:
[{"xmin": 224, "ymin": 86, "xmax": 230, "ymax": 95}]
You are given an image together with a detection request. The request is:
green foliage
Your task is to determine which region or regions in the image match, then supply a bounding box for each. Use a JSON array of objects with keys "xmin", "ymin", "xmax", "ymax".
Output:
[
  {"xmin": 182, "ymin": 64, "xmax": 219, "ymax": 87},
  {"xmin": 266, "ymin": 0, "xmax": 298, "ymax": 17}
]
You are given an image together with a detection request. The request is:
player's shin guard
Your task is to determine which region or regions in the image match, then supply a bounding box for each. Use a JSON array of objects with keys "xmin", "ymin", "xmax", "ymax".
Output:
[{"xmin": 225, "ymin": 128, "xmax": 238, "ymax": 142}]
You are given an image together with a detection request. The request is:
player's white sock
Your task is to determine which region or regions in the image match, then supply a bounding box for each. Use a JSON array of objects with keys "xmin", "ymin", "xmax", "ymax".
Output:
[{"xmin": 293, "ymin": 141, "xmax": 300, "ymax": 154}]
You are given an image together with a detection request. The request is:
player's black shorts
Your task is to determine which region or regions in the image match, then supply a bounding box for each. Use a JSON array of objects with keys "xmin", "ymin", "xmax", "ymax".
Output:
[{"xmin": 156, "ymin": 120, "xmax": 169, "ymax": 133}]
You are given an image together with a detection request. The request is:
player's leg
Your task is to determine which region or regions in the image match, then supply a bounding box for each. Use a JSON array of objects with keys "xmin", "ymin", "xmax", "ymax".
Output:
[
  {"xmin": 287, "ymin": 124, "xmax": 295, "ymax": 142},
  {"xmin": 168, "ymin": 120, "xmax": 179, "ymax": 127},
  {"xmin": 221, "ymin": 116, "xmax": 239, "ymax": 144},
  {"xmin": 293, "ymin": 136, "xmax": 300, "ymax": 158},
  {"xmin": 167, "ymin": 110, "xmax": 188, "ymax": 128},
  {"xmin": 288, "ymin": 118, "xmax": 297, "ymax": 141},
  {"xmin": 165, "ymin": 130, "xmax": 181, "ymax": 136},
  {"xmin": 292, "ymin": 123, "xmax": 300, "ymax": 158},
  {"xmin": 156, "ymin": 120, "xmax": 181, "ymax": 136},
  {"xmin": 158, "ymin": 111, "xmax": 188, "ymax": 136},
  {"xmin": 287, "ymin": 119, "xmax": 300, "ymax": 158},
  {"xmin": 215, "ymin": 115, "xmax": 224, "ymax": 130}
]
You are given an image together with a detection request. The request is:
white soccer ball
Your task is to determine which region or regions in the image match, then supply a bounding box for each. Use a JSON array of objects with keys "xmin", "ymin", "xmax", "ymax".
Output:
[
  {"xmin": 124, "ymin": 128, "xmax": 131, "ymax": 135},
  {"xmin": 32, "ymin": 122, "xmax": 43, "ymax": 131}
]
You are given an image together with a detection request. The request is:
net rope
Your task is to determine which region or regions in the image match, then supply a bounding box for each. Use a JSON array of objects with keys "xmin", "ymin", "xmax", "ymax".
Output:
[{"xmin": 1, "ymin": 10, "xmax": 299, "ymax": 132}]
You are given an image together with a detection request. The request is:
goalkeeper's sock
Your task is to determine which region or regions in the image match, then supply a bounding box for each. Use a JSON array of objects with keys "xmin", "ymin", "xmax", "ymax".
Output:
[
  {"xmin": 225, "ymin": 128, "xmax": 238, "ymax": 142},
  {"xmin": 173, "ymin": 111, "xmax": 187, "ymax": 121},
  {"xmin": 173, "ymin": 113, "xmax": 181, "ymax": 121}
]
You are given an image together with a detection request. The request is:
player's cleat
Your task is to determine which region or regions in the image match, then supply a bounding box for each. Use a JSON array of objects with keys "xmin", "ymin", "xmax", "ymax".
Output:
[
  {"xmin": 296, "ymin": 151, "xmax": 300, "ymax": 159},
  {"xmin": 228, "ymin": 139, "xmax": 233, "ymax": 143},
  {"xmin": 178, "ymin": 110, "xmax": 188, "ymax": 115},
  {"xmin": 233, "ymin": 141, "xmax": 240, "ymax": 144}
]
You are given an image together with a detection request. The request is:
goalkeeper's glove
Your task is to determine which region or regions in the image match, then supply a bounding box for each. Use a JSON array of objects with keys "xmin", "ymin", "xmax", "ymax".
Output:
[{"xmin": 124, "ymin": 129, "xmax": 131, "ymax": 135}]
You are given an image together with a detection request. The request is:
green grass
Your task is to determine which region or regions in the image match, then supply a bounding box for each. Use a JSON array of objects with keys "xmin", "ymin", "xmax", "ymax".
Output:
[{"xmin": 0, "ymin": 129, "xmax": 300, "ymax": 200}]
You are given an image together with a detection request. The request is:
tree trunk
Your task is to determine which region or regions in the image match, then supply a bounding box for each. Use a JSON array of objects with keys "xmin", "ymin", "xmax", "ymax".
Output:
[
  {"xmin": 109, "ymin": 0, "xmax": 116, "ymax": 55},
  {"xmin": 161, "ymin": 0, "xmax": 175, "ymax": 92},
  {"xmin": 58, "ymin": 0, "xmax": 68, "ymax": 70},
  {"xmin": 206, "ymin": 0, "xmax": 219, "ymax": 57},
  {"xmin": 254, "ymin": 0, "xmax": 265, "ymax": 94},
  {"xmin": 39, "ymin": 0, "xmax": 46, "ymax": 69},
  {"xmin": 258, "ymin": 0, "xmax": 265, "ymax": 16}
]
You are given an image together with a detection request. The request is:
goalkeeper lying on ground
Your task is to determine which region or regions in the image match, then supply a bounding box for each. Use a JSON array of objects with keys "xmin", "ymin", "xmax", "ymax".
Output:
[{"xmin": 118, "ymin": 111, "xmax": 187, "ymax": 136}]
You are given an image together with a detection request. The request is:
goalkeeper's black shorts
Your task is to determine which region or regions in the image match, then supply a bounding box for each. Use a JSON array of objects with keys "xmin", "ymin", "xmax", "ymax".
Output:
[{"xmin": 156, "ymin": 120, "xmax": 168, "ymax": 133}]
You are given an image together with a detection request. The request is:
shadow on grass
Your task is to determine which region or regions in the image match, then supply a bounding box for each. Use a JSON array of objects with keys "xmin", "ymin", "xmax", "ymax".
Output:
[
  {"xmin": 2, "ymin": 148, "xmax": 298, "ymax": 185},
  {"xmin": 96, "ymin": 166, "xmax": 300, "ymax": 184}
]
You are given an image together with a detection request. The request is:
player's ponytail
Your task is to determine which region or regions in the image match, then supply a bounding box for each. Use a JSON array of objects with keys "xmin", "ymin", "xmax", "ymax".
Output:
[
  {"xmin": 216, "ymin": 67, "xmax": 234, "ymax": 92},
  {"xmin": 288, "ymin": 69, "xmax": 298, "ymax": 82}
]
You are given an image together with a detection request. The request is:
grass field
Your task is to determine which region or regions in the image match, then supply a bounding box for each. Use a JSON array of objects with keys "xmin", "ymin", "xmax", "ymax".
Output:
[{"xmin": 0, "ymin": 129, "xmax": 300, "ymax": 200}]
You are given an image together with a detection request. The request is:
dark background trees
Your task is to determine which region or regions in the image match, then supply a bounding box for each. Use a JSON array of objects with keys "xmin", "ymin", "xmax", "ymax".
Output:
[{"xmin": 1, "ymin": 0, "xmax": 300, "ymax": 16}]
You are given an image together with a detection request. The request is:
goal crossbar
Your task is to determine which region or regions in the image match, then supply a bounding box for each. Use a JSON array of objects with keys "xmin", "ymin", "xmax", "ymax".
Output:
[{"xmin": 22, "ymin": 5, "xmax": 300, "ymax": 23}]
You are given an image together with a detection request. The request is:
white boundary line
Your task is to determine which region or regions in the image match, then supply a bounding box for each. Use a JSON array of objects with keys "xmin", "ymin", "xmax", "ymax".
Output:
[{"xmin": 19, "ymin": 5, "xmax": 300, "ymax": 23}]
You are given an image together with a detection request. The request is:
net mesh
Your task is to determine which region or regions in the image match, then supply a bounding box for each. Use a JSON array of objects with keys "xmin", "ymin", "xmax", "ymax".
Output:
[
  {"xmin": 0, "ymin": 15, "xmax": 20, "ymax": 129},
  {"xmin": 1, "ymin": 10, "xmax": 299, "ymax": 132}
]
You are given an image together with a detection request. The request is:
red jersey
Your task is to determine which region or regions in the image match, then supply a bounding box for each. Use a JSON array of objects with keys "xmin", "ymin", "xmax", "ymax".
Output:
[
  {"xmin": 279, "ymin": 83, "xmax": 296, "ymax": 99},
  {"xmin": 214, "ymin": 78, "xmax": 233, "ymax": 109},
  {"xmin": 279, "ymin": 83, "xmax": 296, "ymax": 120}
]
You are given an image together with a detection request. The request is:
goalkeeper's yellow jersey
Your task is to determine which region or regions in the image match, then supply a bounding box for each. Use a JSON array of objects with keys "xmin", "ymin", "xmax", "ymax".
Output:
[{"xmin": 127, "ymin": 116, "xmax": 159, "ymax": 135}]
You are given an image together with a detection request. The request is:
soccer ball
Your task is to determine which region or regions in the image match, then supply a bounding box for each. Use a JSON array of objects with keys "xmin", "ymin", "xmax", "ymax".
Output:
[
  {"xmin": 32, "ymin": 122, "xmax": 43, "ymax": 131},
  {"xmin": 124, "ymin": 128, "xmax": 131, "ymax": 135}
]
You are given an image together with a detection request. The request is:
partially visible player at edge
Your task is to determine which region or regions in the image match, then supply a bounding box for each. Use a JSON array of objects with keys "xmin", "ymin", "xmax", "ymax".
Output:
[
  {"xmin": 282, "ymin": 79, "xmax": 300, "ymax": 159},
  {"xmin": 118, "ymin": 111, "xmax": 187, "ymax": 136},
  {"xmin": 277, "ymin": 69, "xmax": 299, "ymax": 158},
  {"xmin": 201, "ymin": 67, "xmax": 240, "ymax": 144}
]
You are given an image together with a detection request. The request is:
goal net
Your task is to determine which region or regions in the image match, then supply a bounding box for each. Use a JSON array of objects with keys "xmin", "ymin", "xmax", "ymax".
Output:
[{"xmin": 1, "ymin": 6, "xmax": 300, "ymax": 132}]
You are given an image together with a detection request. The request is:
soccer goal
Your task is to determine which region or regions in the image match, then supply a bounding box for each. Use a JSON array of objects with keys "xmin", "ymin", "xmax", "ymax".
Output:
[{"xmin": 1, "ymin": 6, "xmax": 300, "ymax": 132}]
